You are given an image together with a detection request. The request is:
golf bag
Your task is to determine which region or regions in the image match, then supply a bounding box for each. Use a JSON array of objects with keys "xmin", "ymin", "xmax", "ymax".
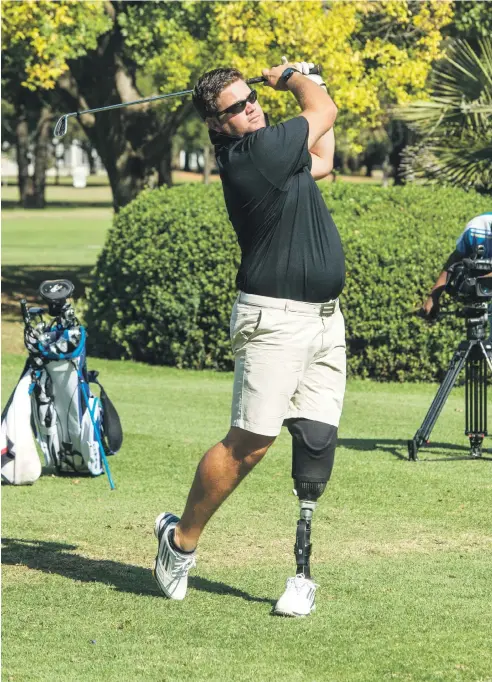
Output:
[
  {"xmin": 1, "ymin": 280, "xmax": 122, "ymax": 488},
  {"xmin": 1, "ymin": 366, "xmax": 42, "ymax": 485}
]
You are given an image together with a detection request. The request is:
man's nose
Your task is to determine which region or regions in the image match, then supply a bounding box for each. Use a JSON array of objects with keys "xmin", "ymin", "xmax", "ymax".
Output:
[{"xmin": 245, "ymin": 101, "xmax": 256, "ymax": 115}]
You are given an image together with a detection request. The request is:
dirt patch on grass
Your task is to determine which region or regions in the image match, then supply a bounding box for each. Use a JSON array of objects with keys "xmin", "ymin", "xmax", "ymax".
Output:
[
  {"xmin": 334, "ymin": 533, "xmax": 492, "ymax": 561},
  {"xmin": 195, "ymin": 531, "xmax": 492, "ymax": 568}
]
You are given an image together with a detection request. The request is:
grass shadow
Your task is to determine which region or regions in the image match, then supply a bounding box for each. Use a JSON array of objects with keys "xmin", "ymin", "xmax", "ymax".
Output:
[
  {"xmin": 188, "ymin": 576, "xmax": 275, "ymax": 606},
  {"xmin": 338, "ymin": 438, "xmax": 492, "ymax": 462},
  {"xmin": 1, "ymin": 265, "xmax": 94, "ymax": 320},
  {"xmin": 2, "ymin": 537, "xmax": 159, "ymax": 597},
  {"xmin": 1, "ymin": 200, "xmax": 113, "ymax": 210},
  {"xmin": 1, "ymin": 538, "xmax": 274, "ymax": 604},
  {"xmin": 338, "ymin": 438, "xmax": 409, "ymax": 460}
]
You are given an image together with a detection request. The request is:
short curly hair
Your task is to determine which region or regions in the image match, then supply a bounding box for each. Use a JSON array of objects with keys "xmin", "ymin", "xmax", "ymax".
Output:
[{"xmin": 192, "ymin": 67, "xmax": 244, "ymax": 120}]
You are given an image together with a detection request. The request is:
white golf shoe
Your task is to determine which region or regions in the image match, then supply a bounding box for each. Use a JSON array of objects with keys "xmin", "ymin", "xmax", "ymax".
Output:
[
  {"xmin": 274, "ymin": 573, "xmax": 318, "ymax": 617},
  {"xmin": 153, "ymin": 512, "xmax": 196, "ymax": 600}
]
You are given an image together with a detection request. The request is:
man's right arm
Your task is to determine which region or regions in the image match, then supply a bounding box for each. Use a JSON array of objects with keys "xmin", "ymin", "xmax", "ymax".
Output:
[
  {"xmin": 421, "ymin": 250, "xmax": 462, "ymax": 319},
  {"xmin": 261, "ymin": 62, "xmax": 337, "ymax": 150}
]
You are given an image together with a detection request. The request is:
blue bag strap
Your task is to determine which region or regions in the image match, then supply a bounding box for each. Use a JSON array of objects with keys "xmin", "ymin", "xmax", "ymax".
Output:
[
  {"xmin": 38, "ymin": 326, "xmax": 87, "ymax": 361},
  {"xmin": 77, "ymin": 366, "xmax": 116, "ymax": 491}
]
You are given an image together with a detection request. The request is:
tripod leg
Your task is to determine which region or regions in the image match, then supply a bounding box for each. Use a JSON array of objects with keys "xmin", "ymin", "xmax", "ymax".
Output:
[
  {"xmin": 481, "ymin": 340, "xmax": 492, "ymax": 374},
  {"xmin": 408, "ymin": 345, "xmax": 470, "ymax": 460},
  {"xmin": 466, "ymin": 342, "xmax": 491, "ymax": 458}
]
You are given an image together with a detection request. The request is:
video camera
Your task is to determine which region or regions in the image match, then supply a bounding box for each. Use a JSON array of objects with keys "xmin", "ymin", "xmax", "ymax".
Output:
[{"xmin": 445, "ymin": 246, "xmax": 492, "ymax": 304}]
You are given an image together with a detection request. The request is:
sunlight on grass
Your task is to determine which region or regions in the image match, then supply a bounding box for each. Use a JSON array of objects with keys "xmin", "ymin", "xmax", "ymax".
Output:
[
  {"xmin": 2, "ymin": 355, "xmax": 491, "ymax": 682},
  {"xmin": 1, "ymin": 180, "xmax": 490, "ymax": 682}
]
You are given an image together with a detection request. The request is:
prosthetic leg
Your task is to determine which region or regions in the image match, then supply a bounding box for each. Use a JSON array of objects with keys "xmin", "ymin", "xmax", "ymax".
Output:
[
  {"xmin": 288, "ymin": 419, "xmax": 337, "ymax": 579},
  {"xmin": 294, "ymin": 483, "xmax": 325, "ymax": 579},
  {"xmin": 274, "ymin": 419, "xmax": 337, "ymax": 617}
]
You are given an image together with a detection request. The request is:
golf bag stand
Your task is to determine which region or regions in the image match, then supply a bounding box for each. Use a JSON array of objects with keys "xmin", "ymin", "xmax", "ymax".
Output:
[{"xmin": 408, "ymin": 305, "xmax": 492, "ymax": 460}]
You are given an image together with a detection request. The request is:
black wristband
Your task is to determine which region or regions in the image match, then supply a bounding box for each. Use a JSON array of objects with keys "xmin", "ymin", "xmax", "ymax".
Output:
[{"xmin": 281, "ymin": 67, "xmax": 300, "ymax": 84}]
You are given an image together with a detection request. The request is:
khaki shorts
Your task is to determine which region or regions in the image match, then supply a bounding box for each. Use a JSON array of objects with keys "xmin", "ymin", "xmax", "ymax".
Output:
[{"xmin": 230, "ymin": 291, "xmax": 346, "ymax": 437}]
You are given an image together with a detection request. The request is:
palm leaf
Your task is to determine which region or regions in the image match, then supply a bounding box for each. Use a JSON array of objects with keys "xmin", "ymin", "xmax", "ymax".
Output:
[
  {"xmin": 402, "ymin": 137, "xmax": 492, "ymax": 191},
  {"xmin": 396, "ymin": 38, "xmax": 492, "ymax": 191}
]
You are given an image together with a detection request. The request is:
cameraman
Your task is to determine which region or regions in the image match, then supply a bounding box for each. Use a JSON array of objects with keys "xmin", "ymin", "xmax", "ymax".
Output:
[{"xmin": 421, "ymin": 212, "xmax": 492, "ymax": 327}]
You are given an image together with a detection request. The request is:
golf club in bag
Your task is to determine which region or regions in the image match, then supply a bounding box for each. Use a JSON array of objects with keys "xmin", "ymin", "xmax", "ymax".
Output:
[
  {"xmin": 53, "ymin": 65, "xmax": 322, "ymax": 137},
  {"xmin": 1, "ymin": 280, "xmax": 123, "ymax": 489}
]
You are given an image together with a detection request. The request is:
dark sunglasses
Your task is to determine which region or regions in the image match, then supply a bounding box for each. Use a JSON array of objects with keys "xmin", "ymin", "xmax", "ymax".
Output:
[{"xmin": 216, "ymin": 90, "xmax": 257, "ymax": 119}]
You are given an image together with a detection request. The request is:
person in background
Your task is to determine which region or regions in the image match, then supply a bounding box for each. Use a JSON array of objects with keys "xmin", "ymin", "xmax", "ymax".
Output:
[{"xmin": 421, "ymin": 213, "xmax": 492, "ymax": 331}]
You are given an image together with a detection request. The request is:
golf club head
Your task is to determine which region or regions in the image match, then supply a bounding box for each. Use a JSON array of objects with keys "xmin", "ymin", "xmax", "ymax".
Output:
[{"xmin": 53, "ymin": 115, "xmax": 68, "ymax": 138}]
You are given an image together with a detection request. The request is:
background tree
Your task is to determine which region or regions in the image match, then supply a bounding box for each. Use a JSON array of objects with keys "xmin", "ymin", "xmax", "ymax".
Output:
[
  {"xmin": 3, "ymin": 0, "xmax": 453, "ymax": 209},
  {"xmin": 1, "ymin": 0, "xmax": 111, "ymax": 207},
  {"xmin": 173, "ymin": 115, "xmax": 214, "ymax": 182},
  {"xmin": 444, "ymin": 0, "xmax": 492, "ymax": 47},
  {"xmin": 213, "ymin": 2, "xmax": 451, "ymax": 146},
  {"xmin": 398, "ymin": 38, "xmax": 492, "ymax": 193},
  {"xmin": 54, "ymin": 1, "xmax": 221, "ymax": 209}
]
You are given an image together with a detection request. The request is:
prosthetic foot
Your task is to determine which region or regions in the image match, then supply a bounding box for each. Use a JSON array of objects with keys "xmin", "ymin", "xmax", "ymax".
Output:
[
  {"xmin": 274, "ymin": 484, "xmax": 324, "ymax": 617},
  {"xmin": 274, "ymin": 418, "xmax": 336, "ymax": 617}
]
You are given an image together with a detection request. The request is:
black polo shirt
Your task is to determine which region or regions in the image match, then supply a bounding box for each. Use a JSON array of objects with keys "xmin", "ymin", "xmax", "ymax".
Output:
[{"xmin": 210, "ymin": 116, "xmax": 345, "ymax": 303}]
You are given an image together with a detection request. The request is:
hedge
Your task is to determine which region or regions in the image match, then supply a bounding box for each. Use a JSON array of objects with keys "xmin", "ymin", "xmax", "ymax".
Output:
[{"xmin": 85, "ymin": 182, "xmax": 490, "ymax": 381}]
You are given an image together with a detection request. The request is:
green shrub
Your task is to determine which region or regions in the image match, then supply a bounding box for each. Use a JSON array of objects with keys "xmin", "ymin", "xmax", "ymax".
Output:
[
  {"xmin": 86, "ymin": 181, "xmax": 490, "ymax": 381},
  {"xmin": 86, "ymin": 183, "xmax": 239, "ymax": 369}
]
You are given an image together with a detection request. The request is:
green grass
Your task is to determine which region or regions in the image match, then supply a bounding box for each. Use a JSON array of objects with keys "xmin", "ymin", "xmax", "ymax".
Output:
[
  {"xmin": 1, "ymin": 207, "xmax": 112, "ymax": 266},
  {"xmin": 2, "ymin": 353, "xmax": 492, "ymax": 682},
  {"xmin": 2, "ymin": 183, "xmax": 492, "ymax": 681}
]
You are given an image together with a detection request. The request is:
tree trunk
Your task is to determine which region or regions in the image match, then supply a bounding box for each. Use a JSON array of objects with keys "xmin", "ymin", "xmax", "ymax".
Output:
[
  {"xmin": 104, "ymin": 149, "xmax": 148, "ymax": 212},
  {"xmin": 388, "ymin": 120, "xmax": 411, "ymax": 186},
  {"xmin": 56, "ymin": 7, "xmax": 193, "ymax": 211},
  {"xmin": 15, "ymin": 101, "xmax": 50, "ymax": 208},
  {"xmin": 15, "ymin": 111, "xmax": 33, "ymax": 207},
  {"xmin": 31, "ymin": 106, "xmax": 52, "ymax": 208},
  {"xmin": 80, "ymin": 140, "xmax": 97, "ymax": 175},
  {"xmin": 157, "ymin": 138, "xmax": 173, "ymax": 189},
  {"xmin": 203, "ymin": 144, "xmax": 212, "ymax": 185}
]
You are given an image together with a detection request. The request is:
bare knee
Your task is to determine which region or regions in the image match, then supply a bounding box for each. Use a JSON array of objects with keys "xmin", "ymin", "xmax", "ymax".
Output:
[{"xmin": 222, "ymin": 427, "xmax": 275, "ymax": 466}]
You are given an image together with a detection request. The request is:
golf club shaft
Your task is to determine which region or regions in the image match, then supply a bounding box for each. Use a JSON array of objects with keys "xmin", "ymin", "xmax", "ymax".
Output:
[{"xmin": 53, "ymin": 65, "xmax": 322, "ymax": 137}]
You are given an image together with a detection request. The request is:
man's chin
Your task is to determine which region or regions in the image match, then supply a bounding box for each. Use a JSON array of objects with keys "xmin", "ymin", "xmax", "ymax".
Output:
[{"xmin": 248, "ymin": 116, "xmax": 266, "ymax": 132}]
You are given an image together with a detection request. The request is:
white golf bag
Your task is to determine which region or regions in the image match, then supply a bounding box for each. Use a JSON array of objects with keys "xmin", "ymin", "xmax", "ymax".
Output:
[
  {"xmin": 1, "ymin": 365, "xmax": 42, "ymax": 485},
  {"xmin": 1, "ymin": 280, "xmax": 122, "ymax": 488}
]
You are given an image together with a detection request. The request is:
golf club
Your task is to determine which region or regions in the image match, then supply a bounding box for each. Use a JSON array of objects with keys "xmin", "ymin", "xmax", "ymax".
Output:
[{"xmin": 53, "ymin": 65, "xmax": 322, "ymax": 138}]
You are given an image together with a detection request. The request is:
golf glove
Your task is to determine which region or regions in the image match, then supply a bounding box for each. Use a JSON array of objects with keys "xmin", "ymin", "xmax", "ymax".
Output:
[{"xmin": 281, "ymin": 56, "xmax": 326, "ymax": 88}]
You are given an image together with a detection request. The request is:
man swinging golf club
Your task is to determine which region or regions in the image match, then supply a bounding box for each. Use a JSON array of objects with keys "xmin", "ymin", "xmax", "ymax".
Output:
[{"xmin": 154, "ymin": 57, "xmax": 346, "ymax": 617}]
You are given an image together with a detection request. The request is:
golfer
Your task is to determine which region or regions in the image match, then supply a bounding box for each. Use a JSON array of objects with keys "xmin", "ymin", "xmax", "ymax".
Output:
[{"xmin": 154, "ymin": 58, "xmax": 346, "ymax": 617}]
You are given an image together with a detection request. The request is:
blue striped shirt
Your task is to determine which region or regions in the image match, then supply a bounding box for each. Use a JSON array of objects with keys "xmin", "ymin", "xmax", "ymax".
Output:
[{"xmin": 456, "ymin": 213, "xmax": 492, "ymax": 258}]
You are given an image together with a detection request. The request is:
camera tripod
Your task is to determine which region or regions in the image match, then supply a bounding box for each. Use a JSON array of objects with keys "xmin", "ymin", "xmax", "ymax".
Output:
[{"xmin": 408, "ymin": 303, "xmax": 492, "ymax": 460}]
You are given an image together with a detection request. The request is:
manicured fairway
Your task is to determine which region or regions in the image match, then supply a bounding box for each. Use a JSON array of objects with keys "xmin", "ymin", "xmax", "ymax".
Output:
[
  {"xmin": 2, "ymin": 353, "xmax": 491, "ymax": 682},
  {"xmin": 2, "ymin": 208, "xmax": 112, "ymax": 266},
  {"xmin": 2, "ymin": 180, "xmax": 491, "ymax": 681}
]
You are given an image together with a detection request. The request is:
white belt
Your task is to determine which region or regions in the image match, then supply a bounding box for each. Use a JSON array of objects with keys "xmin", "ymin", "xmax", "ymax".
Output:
[{"xmin": 238, "ymin": 291, "xmax": 338, "ymax": 317}]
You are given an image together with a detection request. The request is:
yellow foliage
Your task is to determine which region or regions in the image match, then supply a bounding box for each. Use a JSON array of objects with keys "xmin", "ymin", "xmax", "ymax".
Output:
[
  {"xmin": 207, "ymin": 0, "xmax": 453, "ymax": 149},
  {"xmin": 2, "ymin": 0, "xmax": 454, "ymax": 151},
  {"xmin": 2, "ymin": 0, "xmax": 111, "ymax": 90}
]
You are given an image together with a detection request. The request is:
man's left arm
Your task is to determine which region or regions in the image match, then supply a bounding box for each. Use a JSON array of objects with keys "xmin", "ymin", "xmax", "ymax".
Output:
[
  {"xmin": 279, "ymin": 57, "xmax": 335, "ymax": 180},
  {"xmin": 310, "ymin": 127, "xmax": 335, "ymax": 180}
]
